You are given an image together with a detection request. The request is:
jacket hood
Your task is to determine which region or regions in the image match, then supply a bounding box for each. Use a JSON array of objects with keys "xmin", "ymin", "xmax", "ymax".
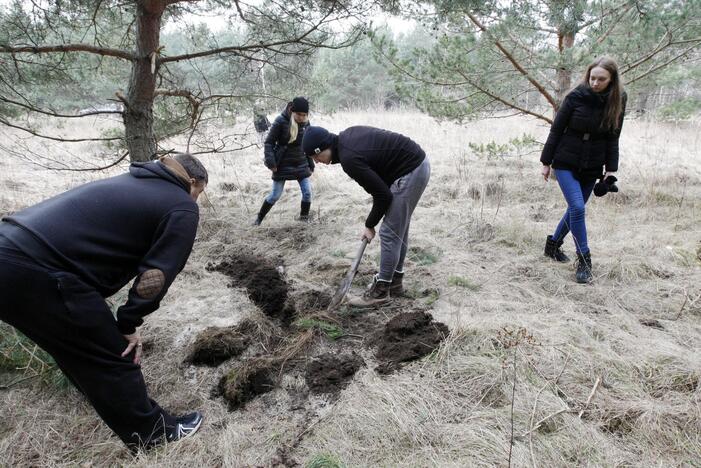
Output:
[{"xmin": 129, "ymin": 161, "xmax": 191, "ymax": 193}]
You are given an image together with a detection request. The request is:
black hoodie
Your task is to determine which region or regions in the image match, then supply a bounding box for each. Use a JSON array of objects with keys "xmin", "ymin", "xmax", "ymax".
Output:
[
  {"xmin": 1, "ymin": 161, "xmax": 199, "ymax": 334},
  {"xmin": 331, "ymin": 126, "xmax": 425, "ymax": 228}
]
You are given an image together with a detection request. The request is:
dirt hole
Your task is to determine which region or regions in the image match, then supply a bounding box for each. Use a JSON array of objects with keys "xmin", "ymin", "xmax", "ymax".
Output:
[
  {"xmin": 305, "ymin": 352, "xmax": 365, "ymax": 395},
  {"xmin": 218, "ymin": 362, "xmax": 276, "ymax": 409},
  {"xmin": 374, "ymin": 311, "xmax": 449, "ymax": 374},
  {"xmin": 208, "ymin": 254, "xmax": 293, "ymax": 324}
]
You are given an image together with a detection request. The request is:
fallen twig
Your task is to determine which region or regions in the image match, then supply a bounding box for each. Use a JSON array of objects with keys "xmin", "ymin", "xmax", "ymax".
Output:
[{"xmin": 578, "ymin": 376, "xmax": 602, "ymax": 418}]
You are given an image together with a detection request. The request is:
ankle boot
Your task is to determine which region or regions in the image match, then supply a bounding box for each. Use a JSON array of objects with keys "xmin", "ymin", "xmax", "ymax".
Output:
[
  {"xmin": 348, "ymin": 275, "xmax": 391, "ymax": 308},
  {"xmin": 299, "ymin": 201, "xmax": 311, "ymax": 222},
  {"xmin": 390, "ymin": 271, "xmax": 404, "ymax": 297},
  {"xmin": 544, "ymin": 235, "xmax": 569, "ymax": 262},
  {"xmin": 253, "ymin": 200, "xmax": 273, "ymax": 226},
  {"xmin": 575, "ymin": 252, "xmax": 592, "ymax": 283}
]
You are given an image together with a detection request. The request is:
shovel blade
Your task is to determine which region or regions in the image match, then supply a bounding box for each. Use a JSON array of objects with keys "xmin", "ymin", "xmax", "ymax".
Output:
[
  {"xmin": 326, "ymin": 238, "xmax": 368, "ymax": 311},
  {"xmin": 328, "ymin": 277, "xmax": 353, "ymax": 310}
]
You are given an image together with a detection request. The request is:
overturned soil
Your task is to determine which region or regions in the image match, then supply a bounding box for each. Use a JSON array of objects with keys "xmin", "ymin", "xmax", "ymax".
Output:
[
  {"xmin": 218, "ymin": 362, "xmax": 276, "ymax": 409},
  {"xmin": 305, "ymin": 352, "xmax": 365, "ymax": 395},
  {"xmin": 185, "ymin": 326, "xmax": 250, "ymax": 366},
  {"xmin": 374, "ymin": 311, "xmax": 449, "ymax": 374},
  {"xmin": 209, "ymin": 254, "xmax": 292, "ymax": 323}
]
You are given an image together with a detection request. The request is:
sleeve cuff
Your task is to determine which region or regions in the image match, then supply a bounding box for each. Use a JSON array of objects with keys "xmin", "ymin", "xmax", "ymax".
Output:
[{"xmin": 117, "ymin": 321, "xmax": 136, "ymax": 335}]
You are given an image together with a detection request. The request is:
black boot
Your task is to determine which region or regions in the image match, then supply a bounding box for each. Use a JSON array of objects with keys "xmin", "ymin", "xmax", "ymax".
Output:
[
  {"xmin": 390, "ymin": 271, "xmax": 404, "ymax": 297},
  {"xmin": 544, "ymin": 235, "xmax": 569, "ymax": 262},
  {"xmin": 299, "ymin": 201, "xmax": 311, "ymax": 222},
  {"xmin": 253, "ymin": 200, "xmax": 273, "ymax": 226},
  {"xmin": 575, "ymin": 252, "xmax": 592, "ymax": 283}
]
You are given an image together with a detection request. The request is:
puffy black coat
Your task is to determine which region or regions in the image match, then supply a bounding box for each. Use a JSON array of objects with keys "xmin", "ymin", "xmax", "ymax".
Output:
[
  {"xmin": 263, "ymin": 110, "xmax": 314, "ymax": 181},
  {"xmin": 540, "ymin": 84, "xmax": 626, "ymax": 178}
]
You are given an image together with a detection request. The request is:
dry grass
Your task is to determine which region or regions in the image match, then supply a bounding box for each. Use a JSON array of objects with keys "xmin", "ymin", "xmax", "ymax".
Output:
[{"xmin": 0, "ymin": 111, "xmax": 700, "ymax": 467}]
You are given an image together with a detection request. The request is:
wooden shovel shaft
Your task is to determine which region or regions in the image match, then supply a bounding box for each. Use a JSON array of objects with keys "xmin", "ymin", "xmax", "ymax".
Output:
[{"xmin": 328, "ymin": 238, "xmax": 368, "ymax": 310}]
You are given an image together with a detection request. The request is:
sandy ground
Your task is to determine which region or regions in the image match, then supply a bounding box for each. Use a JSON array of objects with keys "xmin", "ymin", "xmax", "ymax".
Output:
[{"xmin": 0, "ymin": 111, "xmax": 700, "ymax": 467}]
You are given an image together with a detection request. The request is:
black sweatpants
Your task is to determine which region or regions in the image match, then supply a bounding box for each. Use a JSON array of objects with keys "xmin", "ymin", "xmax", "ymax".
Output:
[{"xmin": 0, "ymin": 242, "xmax": 175, "ymax": 448}]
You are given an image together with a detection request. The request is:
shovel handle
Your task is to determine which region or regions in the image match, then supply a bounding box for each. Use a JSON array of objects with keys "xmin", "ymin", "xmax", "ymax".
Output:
[{"xmin": 348, "ymin": 238, "xmax": 368, "ymax": 277}]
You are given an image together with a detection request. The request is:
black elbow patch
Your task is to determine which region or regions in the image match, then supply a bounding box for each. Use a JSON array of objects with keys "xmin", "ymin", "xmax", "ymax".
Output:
[{"xmin": 136, "ymin": 269, "xmax": 165, "ymax": 299}]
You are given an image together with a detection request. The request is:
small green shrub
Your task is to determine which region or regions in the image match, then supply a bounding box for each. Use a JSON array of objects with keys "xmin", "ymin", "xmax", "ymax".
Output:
[
  {"xmin": 447, "ymin": 275, "xmax": 481, "ymax": 291},
  {"xmin": 0, "ymin": 324, "xmax": 67, "ymax": 388},
  {"xmin": 408, "ymin": 246, "xmax": 441, "ymax": 266},
  {"xmin": 306, "ymin": 453, "xmax": 345, "ymax": 468},
  {"xmin": 294, "ymin": 318, "xmax": 344, "ymax": 340}
]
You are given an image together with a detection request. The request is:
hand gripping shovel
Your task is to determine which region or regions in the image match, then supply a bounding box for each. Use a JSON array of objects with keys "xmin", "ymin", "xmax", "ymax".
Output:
[{"xmin": 327, "ymin": 238, "xmax": 368, "ymax": 311}]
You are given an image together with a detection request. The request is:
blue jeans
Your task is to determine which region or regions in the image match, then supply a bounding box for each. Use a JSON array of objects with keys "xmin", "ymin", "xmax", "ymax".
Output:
[
  {"xmin": 552, "ymin": 169, "xmax": 595, "ymax": 254},
  {"xmin": 265, "ymin": 177, "xmax": 312, "ymax": 204}
]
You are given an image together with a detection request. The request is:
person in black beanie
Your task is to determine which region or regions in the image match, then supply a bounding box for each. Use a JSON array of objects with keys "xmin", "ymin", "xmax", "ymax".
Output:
[
  {"xmin": 302, "ymin": 125, "xmax": 430, "ymax": 307},
  {"xmin": 253, "ymin": 96, "xmax": 315, "ymax": 225},
  {"xmin": 540, "ymin": 56, "xmax": 627, "ymax": 283},
  {"xmin": 0, "ymin": 153, "xmax": 207, "ymax": 451}
]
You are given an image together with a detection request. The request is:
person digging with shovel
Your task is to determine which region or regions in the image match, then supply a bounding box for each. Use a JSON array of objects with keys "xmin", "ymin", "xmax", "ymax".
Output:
[{"xmin": 302, "ymin": 125, "xmax": 430, "ymax": 307}]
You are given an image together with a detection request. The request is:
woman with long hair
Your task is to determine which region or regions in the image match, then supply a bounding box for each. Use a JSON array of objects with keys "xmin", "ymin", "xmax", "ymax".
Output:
[
  {"xmin": 540, "ymin": 57, "xmax": 627, "ymax": 283},
  {"xmin": 253, "ymin": 97, "xmax": 314, "ymax": 225}
]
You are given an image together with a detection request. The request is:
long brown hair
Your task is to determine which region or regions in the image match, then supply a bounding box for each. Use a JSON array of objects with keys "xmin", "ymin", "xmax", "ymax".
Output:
[{"xmin": 580, "ymin": 56, "xmax": 624, "ymax": 131}]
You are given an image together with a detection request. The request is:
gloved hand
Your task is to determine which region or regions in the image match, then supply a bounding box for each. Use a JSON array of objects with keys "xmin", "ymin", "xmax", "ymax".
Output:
[{"xmin": 594, "ymin": 175, "xmax": 619, "ymax": 197}]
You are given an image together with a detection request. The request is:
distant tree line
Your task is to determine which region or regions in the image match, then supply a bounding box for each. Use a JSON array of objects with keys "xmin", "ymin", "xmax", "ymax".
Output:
[{"xmin": 0, "ymin": 0, "xmax": 699, "ymax": 166}]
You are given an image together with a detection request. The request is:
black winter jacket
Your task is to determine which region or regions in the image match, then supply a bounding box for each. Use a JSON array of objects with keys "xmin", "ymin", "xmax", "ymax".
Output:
[
  {"xmin": 1, "ymin": 162, "xmax": 199, "ymax": 334},
  {"xmin": 264, "ymin": 110, "xmax": 314, "ymax": 181},
  {"xmin": 331, "ymin": 126, "xmax": 426, "ymax": 228},
  {"xmin": 540, "ymin": 84, "xmax": 626, "ymax": 179}
]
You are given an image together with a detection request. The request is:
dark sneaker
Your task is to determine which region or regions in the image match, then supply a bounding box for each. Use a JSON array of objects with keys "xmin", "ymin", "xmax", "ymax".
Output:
[{"xmin": 166, "ymin": 411, "xmax": 204, "ymax": 443}]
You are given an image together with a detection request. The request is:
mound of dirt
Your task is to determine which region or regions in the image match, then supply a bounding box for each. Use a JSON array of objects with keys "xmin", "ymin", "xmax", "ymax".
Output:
[
  {"xmin": 305, "ymin": 352, "xmax": 365, "ymax": 395},
  {"xmin": 375, "ymin": 312, "xmax": 449, "ymax": 374},
  {"xmin": 218, "ymin": 362, "xmax": 276, "ymax": 409},
  {"xmin": 209, "ymin": 254, "xmax": 292, "ymax": 323},
  {"xmin": 185, "ymin": 326, "xmax": 250, "ymax": 366}
]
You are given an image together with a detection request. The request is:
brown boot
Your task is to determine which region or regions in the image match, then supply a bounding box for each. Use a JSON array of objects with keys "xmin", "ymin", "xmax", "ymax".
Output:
[
  {"xmin": 348, "ymin": 276, "xmax": 391, "ymax": 308},
  {"xmin": 390, "ymin": 271, "xmax": 404, "ymax": 297}
]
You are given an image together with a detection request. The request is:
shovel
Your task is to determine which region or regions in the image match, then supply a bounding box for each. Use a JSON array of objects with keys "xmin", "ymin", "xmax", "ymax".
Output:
[{"xmin": 327, "ymin": 238, "xmax": 368, "ymax": 311}]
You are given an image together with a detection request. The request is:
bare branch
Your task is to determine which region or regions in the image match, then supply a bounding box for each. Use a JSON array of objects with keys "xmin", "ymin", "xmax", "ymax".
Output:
[
  {"xmin": 37, "ymin": 151, "xmax": 130, "ymax": 172},
  {"xmin": 160, "ymin": 7, "xmax": 342, "ymax": 63},
  {"xmin": 625, "ymin": 43, "xmax": 701, "ymax": 84},
  {"xmin": 0, "ymin": 97, "xmax": 122, "ymax": 118},
  {"xmin": 465, "ymin": 11, "xmax": 558, "ymax": 109},
  {"xmin": 0, "ymin": 44, "xmax": 134, "ymax": 60},
  {"xmin": 456, "ymin": 70, "xmax": 552, "ymax": 124},
  {"xmin": 621, "ymin": 38, "xmax": 701, "ymax": 75},
  {"xmin": 0, "ymin": 117, "xmax": 122, "ymax": 143}
]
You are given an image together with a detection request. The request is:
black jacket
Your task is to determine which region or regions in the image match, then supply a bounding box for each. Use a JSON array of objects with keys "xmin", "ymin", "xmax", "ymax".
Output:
[
  {"xmin": 332, "ymin": 126, "xmax": 425, "ymax": 228},
  {"xmin": 540, "ymin": 84, "xmax": 626, "ymax": 178},
  {"xmin": 1, "ymin": 162, "xmax": 199, "ymax": 334},
  {"xmin": 264, "ymin": 110, "xmax": 314, "ymax": 181}
]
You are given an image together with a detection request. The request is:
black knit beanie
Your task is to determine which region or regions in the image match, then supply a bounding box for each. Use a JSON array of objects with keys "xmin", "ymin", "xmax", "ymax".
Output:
[
  {"xmin": 302, "ymin": 126, "xmax": 333, "ymax": 156},
  {"xmin": 290, "ymin": 96, "xmax": 309, "ymax": 113}
]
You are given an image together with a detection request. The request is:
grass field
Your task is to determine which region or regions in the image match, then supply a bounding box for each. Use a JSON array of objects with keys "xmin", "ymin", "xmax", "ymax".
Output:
[{"xmin": 0, "ymin": 111, "xmax": 700, "ymax": 467}]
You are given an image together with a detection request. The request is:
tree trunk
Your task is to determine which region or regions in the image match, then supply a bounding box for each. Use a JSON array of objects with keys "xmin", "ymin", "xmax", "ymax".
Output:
[
  {"xmin": 123, "ymin": 1, "xmax": 165, "ymax": 162},
  {"xmin": 555, "ymin": 30, "xmax": 575, "ymax": 111}
]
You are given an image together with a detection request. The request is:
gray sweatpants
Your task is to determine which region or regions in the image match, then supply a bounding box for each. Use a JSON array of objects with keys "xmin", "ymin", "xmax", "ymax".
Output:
[{"xmin": 378, "ymin": 157, "xmax": 431, "ymax": 281}]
